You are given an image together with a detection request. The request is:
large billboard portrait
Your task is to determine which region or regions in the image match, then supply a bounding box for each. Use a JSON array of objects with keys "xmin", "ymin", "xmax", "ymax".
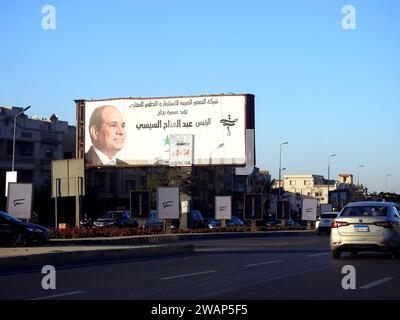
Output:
[{"xmin": 76, "ymin": 94, "xmax": 254, "ymax": 167}]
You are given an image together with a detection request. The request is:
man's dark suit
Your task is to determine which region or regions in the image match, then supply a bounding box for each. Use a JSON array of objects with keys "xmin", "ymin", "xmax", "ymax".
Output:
[{"xmin": 85, "ymin": 146, "xmax": 127, "ymax": 166}]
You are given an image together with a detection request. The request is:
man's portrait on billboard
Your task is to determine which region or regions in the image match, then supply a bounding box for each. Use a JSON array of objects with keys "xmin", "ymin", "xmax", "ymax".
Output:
[{"xmin": 85, "ymin": 105, "xmax": 127, "ymax": 166}]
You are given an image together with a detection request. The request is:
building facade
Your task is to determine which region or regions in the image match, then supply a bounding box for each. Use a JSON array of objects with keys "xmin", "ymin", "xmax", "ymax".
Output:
[
  {"xmin": 283, "ymin": 174, "xmax": 337, "ymax": 205},
  {"xmin": 0, "ymin": 106, "xmax": 75, "ymax": 223}
]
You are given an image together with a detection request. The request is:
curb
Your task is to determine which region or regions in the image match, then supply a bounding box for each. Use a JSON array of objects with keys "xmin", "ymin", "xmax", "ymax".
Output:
[
  {"xmin": 0, "ymin": 243, "xmax": 194, "ymax": 272},
  {"xmin": 50, "ymin": 230, "xmax": 316, "ymax": 246}
]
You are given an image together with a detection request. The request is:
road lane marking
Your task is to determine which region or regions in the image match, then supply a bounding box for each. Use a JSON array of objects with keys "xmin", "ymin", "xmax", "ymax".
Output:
[
  {"xmin": 244, "ymin": 260, "xmax": 283, "ymax": 267},
  {"xmin": 199, "ymin": 266, "xmax": 331, "ymax": 299},
  {"xmin": 30, "ymin": 290, "xmax": 86, "ymax": 300},
  {"xmin": 360, "ymin": 277, "xmax": 394, "ymax": 289},
  {"xmin": 267, "ymin": 267, "xmax": 328, "ymax": 282},
  {"xmin": 160, "ymin": 270, "xmax": 217, "ymax": 280},
  {"xmin": 308, "ymin": 252, "xmax": 330, "ymax": 257}
]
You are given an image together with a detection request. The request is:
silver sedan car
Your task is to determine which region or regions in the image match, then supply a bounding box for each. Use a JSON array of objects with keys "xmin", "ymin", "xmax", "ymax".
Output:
[{"xmin": 330, "ymin": 201, "xmax": 400, "ymax": 259}]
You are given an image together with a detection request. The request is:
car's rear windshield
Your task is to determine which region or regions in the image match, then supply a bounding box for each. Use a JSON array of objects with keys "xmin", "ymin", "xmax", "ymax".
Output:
[
  {"xmin": 321, "ymin": 213, "xmax": 337, "ymax": 219},
  {"xmin": 340, "ymin": 206, "xmax": 388, "ymax": 217}
]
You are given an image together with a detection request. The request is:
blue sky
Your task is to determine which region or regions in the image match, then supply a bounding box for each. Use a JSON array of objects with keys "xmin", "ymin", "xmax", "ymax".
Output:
[{"xmin": 1, "ymin": 0, "xmax": 399, "ymax": 193}]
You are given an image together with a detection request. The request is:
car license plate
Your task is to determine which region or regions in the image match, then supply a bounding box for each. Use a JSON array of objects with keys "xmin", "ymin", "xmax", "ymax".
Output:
[{"xmin": 354, "ymin": 224, "xmax": 369, "ymax": 232}]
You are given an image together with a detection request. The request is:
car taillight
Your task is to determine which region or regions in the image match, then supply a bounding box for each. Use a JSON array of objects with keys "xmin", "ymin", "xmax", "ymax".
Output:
[
  {"xmin": 373, "ymin": 221, "xmax": 394, "ymax": 229},
  {"xmin": 331, "ymin": 221, "xmax": 349, "ymax": 228}
]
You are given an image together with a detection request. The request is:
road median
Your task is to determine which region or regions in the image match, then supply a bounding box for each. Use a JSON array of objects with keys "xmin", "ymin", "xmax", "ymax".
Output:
[{"xmin": 49, "ymin": 229, "xmax": 316, "ymax": 246}]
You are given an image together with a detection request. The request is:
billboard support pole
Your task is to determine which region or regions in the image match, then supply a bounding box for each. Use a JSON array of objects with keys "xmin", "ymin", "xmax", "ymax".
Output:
[
  {"xmin": 54, "ymin": 178, "xmax": 60, "ymax": 229},
  {"xmin": 165, "ymin": 220, "xmax": 172, "ymax": 234},
  {"xmin": 75, "ymin": 177, "xmax": 82, "ymax": 228},
  {"xmin": 250, "ymin": 220, "xmax": 256, "ymax": 232},
  {"xmin": 75, "ymin": 195, "xmax": 80, "ymax": 228}
]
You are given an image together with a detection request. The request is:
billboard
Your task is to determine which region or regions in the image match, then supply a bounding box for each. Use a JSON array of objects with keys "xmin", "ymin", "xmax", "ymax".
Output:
[
  {"xmin": 276, "ymin": 200, "xmax": 290, "ymax": 220},
  {"xmin": 157, "ymin": 187, "xmax": 180, "ymax": 219},
  {"xmin": 51, "ymin": 159, "xmax": 85, "ymax": 198},
  {"xmin": 215, "ymin": 196, "xmax": 232, "ymax": 220},
  {"xmin": 244, "ymin": 193, "xmax": 263, "ymax": 220},
  {"xmin": 302, "ymin": 198, "xmax": 318, "ymax": 221},
  {"xmin": 6, "ymin": 183, "xmax": 33, "ymax": 220},
  {"xmin": 76, "ymin": 94, "xmax": 254, "ymax": 167},
  {"xmin": 130, "ymin": 190, "xmax": 150, "ymax": 219}
]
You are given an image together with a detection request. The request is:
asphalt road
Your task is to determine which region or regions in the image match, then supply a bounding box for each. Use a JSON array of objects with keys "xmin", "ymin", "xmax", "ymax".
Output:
[{"xmin": 1, "ymin": 235, "xmax": 400, "ymax": 300}]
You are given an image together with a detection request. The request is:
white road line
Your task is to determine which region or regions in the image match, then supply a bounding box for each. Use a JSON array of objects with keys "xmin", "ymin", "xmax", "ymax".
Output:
[
  {"xmin": 244, "ymin": 260, "xmax": 283, "ymax": 267},
  {"xmin": 267, "ymin": 266, "xmax": 329, "ymax": 282},
  {"xmin": 30, "ymin": 290, "xmax": 86, "ymax": 300},
  {"xmin": 160, "ymin": 270, "xmax": 217, "ymax": 280},
  {"xmin": 308, "ymin": 252, "xmax": 330, "ymax": 257},
  {"xmin": 360, "ymin": 277, "xmax": 394, "ymax": 289}
]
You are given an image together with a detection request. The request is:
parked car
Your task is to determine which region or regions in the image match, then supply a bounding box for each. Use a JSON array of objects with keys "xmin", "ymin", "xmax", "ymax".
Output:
[
  {"xmin": 205, "ymin": 216, "xmax": 245, "ymax": 229},
  {"xmin": 331, "ymin": 201, "xmax": 400, "ymax": 259},
  {"xmin": 285, "ymin": 218, "xmax": 301, "ymax": 227},
  {"xmin": 0, "ymin": 211, "xmax": 50, "ymax": 246},
  {"xmin": 264, "ymin": 219, "xmax": 282, "ymax": 227},
  {"xmin": 227, "ymin": 216, "xmax": 245, "ymax": 227},
  {"xmin": 188, "ymin": 210, "xmax": 204, "ymax": 228},
  {"xmin": 206, "ymin": 218, "xmax": 220, "ymax": 229},
  {"xmin": 143, "ymin": 210, "xmax": 165, "ymax": 229},
  {"xmin": 93, "ymin": 210, "xmax": 137, "ymax": 228},
  {"xmin": 316, "ymin": 212, "xmax": 338, "ymax": 234},
  {"xmin": 79, "ymin": 215, "xmax": 93, "ymax": 228}
]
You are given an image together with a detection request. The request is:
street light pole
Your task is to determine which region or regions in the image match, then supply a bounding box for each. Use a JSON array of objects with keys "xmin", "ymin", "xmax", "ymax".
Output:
[
  {"xmin": 327, "ymin": 154, "xmax": 336, "ymax": 204},
  {"xmin": 279, "ymin": 142, "xmax": 288, "ymax": 199},
  {"xmin": 385, "ymin": 173, "xmax": 391, "ymax": 192},
  {"xmin": 12, "ymin": 106, "xmax": 31, "ymax": 172},
  {"xmin": 357, "ymin": 165, "xmax": 365, "ymax": 187}
]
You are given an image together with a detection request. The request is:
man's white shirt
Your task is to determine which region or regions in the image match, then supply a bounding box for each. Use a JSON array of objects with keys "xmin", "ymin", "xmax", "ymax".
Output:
[{"xmin": 93, "ymin": 145, "xmax": 117, "ymax": 165}]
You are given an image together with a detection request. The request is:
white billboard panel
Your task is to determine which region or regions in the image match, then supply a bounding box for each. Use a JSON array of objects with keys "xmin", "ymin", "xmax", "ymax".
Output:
[
  {"xmin": 5, "ymin": 171, "xmax": 17, "ymax": 197},
  {"xmin": 6, "ymin": 183, "xmax": 33, "ymax": 220},
  {"xmin": 83, "ymin": 95, "xmax": 250, "ymax": 166},
  {"xmin": 215, "ymin": 196, "xmax": 232, "ymax": 220},
  {"xmin": 302, "ymin": 198, "xmax": 318, "ymax": 221},
  {"xmin": 169, "ymin": 134, "xmax": 193, "ymax": 167},
  {"xmin": 157, "ymin": 187, "xmax": 180, "ymax": 219}
]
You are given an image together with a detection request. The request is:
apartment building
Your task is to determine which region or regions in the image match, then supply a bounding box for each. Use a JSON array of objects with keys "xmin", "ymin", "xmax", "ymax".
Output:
[
  {"xmin": 0, "ymin": 106, "xmax": 75, "ymax": 216},
  {"xmin": 283, "ymin": 174, "xmax": 337, "ymax": 204}
]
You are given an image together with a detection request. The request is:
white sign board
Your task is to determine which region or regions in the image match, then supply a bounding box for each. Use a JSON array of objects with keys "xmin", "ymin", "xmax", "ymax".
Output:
[
  {"xmin": 169, "ymin": 134, "xmax": 193, "ymax": 167},
  {"xmin": 302, "ymin": 198, "xmax": 318, "ymax": 221},
  {"xmin": 215, "ymin": 196, "xmax": 232, "ymax": 220},
  {"xmin": 6, "ymin": 183, "xmax": 33, "ymax": 220},
  {"xmin": 5, "ymin": 171, "xmax": 17, "ymax": 197},
  {"xmin": 84, "ymin": 95, "xmax": 248, "ymax": 166},
  {"xmin": 157, "ymin": 187, "xmax": 180, "ymax": 219}
]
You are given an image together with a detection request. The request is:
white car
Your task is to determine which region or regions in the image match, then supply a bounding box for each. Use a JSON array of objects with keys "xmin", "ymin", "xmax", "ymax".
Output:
[
  {"xmin": 316, "ymin": 212, "xmax": 338, "ymax": 234},
  {"xmin": 331, "ymin": 202, "xmax": 400, "ymax": 259}
]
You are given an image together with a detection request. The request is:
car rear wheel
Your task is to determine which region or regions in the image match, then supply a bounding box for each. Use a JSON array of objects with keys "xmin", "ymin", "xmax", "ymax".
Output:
[{"xmin": 332, "ymin": 249, "xmax": 341, "ymax": 259}]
